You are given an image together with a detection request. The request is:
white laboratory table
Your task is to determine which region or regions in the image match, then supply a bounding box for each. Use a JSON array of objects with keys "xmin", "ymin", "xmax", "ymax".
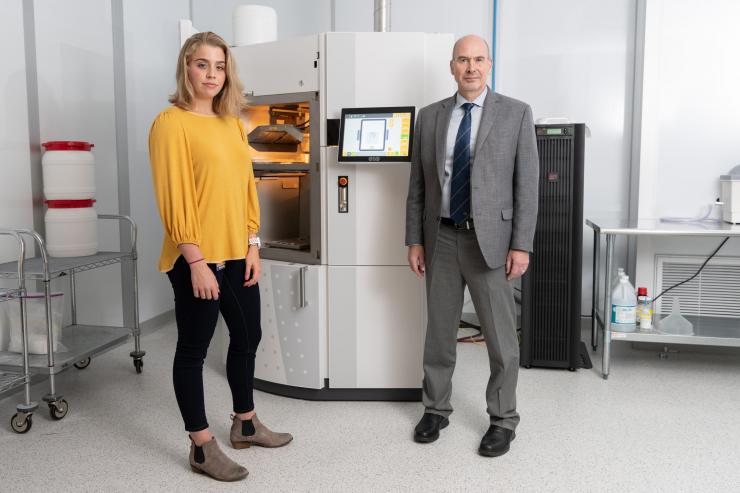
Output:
[{"xmin": 586, "ymin": 218, "xmax": 740, "ymax": 379}]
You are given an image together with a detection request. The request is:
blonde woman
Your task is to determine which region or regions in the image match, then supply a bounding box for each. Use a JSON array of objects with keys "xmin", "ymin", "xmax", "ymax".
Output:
[{"xmin": 149, "ymin": 32, "xmax": 292, "ymax": 482}]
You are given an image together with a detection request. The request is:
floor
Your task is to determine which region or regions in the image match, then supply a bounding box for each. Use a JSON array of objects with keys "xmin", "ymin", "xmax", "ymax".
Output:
[{"xmin": 1, "ymin": 320, "xmax": 739, "ymax": 493}]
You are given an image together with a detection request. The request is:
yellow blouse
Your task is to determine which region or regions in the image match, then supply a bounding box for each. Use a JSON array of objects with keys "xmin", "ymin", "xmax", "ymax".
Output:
[{"xmin": 149, "ymin": 106, "xmax": 260, "ymax": 272}]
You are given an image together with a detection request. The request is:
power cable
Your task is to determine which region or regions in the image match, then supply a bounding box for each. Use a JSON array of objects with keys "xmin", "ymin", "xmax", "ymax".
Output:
[{"xmin": 653, "ymin": 237, "xmax": 730, "ymax": 303}]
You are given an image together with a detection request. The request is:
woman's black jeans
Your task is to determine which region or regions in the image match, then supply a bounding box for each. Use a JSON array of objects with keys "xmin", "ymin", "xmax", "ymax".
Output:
[{"xmin": 166, "ymin": 256, "xmax": 261, "ymax": 432}]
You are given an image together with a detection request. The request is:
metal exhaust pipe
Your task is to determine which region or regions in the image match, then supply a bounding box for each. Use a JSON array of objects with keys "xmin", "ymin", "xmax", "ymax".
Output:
[{"xmin": 374, "ymin": 0, "xmax": 390, "ymax": 32}]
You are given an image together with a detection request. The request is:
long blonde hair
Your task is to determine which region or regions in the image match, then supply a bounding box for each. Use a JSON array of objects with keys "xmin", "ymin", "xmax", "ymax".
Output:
[{"xmin": 169, "ymin": 32, "xmax": 246, "ymax": 116}]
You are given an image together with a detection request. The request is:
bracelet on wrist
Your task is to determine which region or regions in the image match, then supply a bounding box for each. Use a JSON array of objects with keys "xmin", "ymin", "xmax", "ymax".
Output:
[{"xmin": 187, "ymin": 257, "xmax": 205, "ymax": 265}]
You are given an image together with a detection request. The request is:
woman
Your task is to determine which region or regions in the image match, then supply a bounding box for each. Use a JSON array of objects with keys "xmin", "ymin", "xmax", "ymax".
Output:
[{"xmin": 149, "ymin": 32, "xmax": 292, "ymax": 482}]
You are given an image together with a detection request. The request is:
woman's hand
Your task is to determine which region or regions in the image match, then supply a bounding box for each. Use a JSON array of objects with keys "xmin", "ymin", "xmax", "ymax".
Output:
[
  {"xmin": 190, "ymin": 261, "xmax": 220, "ymax": 300},
  {"xmin": 244, "ymin": 245, "xmax": 261, "ymax": 287},
  {"xmin": 177, "ymin": 243, "xmax": 219, "ymax": 300}
]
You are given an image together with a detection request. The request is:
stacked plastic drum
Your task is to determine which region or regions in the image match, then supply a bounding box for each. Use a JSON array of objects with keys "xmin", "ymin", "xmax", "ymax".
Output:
[{"xmin": 41, "ymin": 141, "xmax": 98, "ymax": 257}]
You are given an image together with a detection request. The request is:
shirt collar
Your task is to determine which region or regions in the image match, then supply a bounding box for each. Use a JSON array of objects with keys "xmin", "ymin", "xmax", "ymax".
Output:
[{"xmin": 455, "ymin": 86, "xmax": 488, "ymax": 109}]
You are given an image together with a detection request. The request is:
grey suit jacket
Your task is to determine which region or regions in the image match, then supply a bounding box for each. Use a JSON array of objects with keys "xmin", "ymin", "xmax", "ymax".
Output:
[{"xmin": 405, "ymin": 89, "xmax": 539, "ymax": 269}]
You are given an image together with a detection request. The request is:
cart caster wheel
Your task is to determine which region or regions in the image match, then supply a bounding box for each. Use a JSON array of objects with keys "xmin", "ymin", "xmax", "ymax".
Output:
[
  {"xmin": 49, "ymin": 400, "xmax": 69, "ymax": 420},
  {"xmin": 568, "ymin": 367, "xmax": 576, "ymax": 372},
  {"xmin": 134, "ymin": 359, "xmax": 143, "ymax": 374},
  {"xmin": 74, "ymin": 357, "xmax": 91, "ymax": 370},
  {"xmin": 524, "ymin": 365, "xmax": 532, "ymax": 369},
  {"xmin": 11, "ymin": 413, "xmax": 32, "ymax": 434}
]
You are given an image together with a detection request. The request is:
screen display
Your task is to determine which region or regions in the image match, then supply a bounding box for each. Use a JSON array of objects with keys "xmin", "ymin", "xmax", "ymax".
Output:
[
  {"xmin": 338, "ymin": 107, "xmax": 415, "ymax": 163},
  {"xmin": 546, "ymin": 128, "xmax": 563, "ymax": 135}
]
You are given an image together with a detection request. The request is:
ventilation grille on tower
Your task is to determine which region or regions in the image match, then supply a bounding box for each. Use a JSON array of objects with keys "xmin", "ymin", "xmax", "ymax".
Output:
[{"xmin": 529, "ymin": 135, "xmax": 575, "ymax": 363}]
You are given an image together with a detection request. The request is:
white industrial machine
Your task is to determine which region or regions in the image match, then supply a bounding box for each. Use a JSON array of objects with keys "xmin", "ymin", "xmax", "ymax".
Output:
[
  {"xmin": 232, "ymin": 32, "xmax": 455, "ymax": 399},
  {"xmin": 720, "ymin": 165, "xmax": 740, "ymax": 224}
]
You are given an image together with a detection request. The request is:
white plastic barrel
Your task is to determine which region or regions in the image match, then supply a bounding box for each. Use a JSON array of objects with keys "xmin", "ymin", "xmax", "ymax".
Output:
[
  {"xmin": 42, "ymin": 141, "xmax": 96, "ymax": 200},
  {"xmin": 44, "ymin": 199, "xmax": 98, "ymax": 257},
  {"xmin": 233, "ymin": 5, "xmax": 277, "ymax": 46}
]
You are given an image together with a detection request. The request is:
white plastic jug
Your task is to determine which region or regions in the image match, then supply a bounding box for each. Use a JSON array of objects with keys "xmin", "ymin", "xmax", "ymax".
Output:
[
  {"xmin": 611, "ymin": 275, "xmax": 637, "ymax": 332},
  {"xmin": 612, "ymin": 267, "xmax": 625, "ymax": 290}
]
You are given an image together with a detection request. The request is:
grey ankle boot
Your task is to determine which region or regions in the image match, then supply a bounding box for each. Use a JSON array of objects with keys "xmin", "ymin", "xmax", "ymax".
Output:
[
  {"xmin": 189, "ymin": 437, "xmax": 249, "ymax": 481},
  {"xmin": 230, "ymin": 414, "xmax": 293, "ymax": 449}
]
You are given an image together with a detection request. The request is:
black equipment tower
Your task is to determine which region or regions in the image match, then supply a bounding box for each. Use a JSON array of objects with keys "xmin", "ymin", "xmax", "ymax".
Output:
[{"xmin": 520, "ymin": 123, "xmax": 591, "ymax": 371}]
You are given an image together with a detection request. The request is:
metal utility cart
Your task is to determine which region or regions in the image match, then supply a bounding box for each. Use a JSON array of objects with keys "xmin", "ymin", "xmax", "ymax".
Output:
[
  {"xmin": 0, "ymin": 215, "xmax": 145, "ymax": 429},
  {"xmin": 0, "ymin": 230, "xmax": 38, "ymax": 433}
]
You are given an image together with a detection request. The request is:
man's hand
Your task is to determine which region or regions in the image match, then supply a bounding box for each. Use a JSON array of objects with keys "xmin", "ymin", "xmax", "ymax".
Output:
[
  {"xmin": 506, "ymin": 249, "xmax": 529, "ymax": 281},
  {"xmin": 408, "ymin": 245, "xmax": 426, "ymax": 278},
  {"xmin": 244, "ymin": 245, "xmax": 261, "ymax": 287}
]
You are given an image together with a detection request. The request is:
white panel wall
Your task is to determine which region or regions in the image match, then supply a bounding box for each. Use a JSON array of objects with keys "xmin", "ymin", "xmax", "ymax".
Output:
[
  {"xmin": 390, "ymin": 0, "xmax": 492, "ymax": 45},
  {"xmin": 34, "ymin": 0, "xmax": 122, "ymax": 325},
  {"xmin": 333, "ymin": 0, "xmax": 374, "ymax": 32},
  {"xmin": 634, "ymin": 0, "xmax": 740, "ymax": 297},
  {"xmin": 497, "ymin": 0, "xmax": 638, "ymax": 314},
  {"xmin": 638, "ymin": 0, "xmax": 740, "ymax": 219},
  {"xmin": 333, "ymin": 0, "xmax": 491, "ymax": 38},
  {"xmin": 0, "ymin": 0, "xmax": 33, "ymax": 266},
  {"xmin": 192, "ymin": 0, "xmax": 331, "ymax": 44},
  {"xmin": 122, "ymin": 0, "xmax": 190, "ymax": 322}
]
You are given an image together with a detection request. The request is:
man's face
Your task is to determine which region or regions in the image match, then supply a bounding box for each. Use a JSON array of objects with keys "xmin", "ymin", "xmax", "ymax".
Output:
[{"xmin": 450, "ymin": 37, "xmax": 492, "ymax": 96}]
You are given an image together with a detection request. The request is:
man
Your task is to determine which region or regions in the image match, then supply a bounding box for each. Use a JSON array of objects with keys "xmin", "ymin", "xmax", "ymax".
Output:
[{"xmin": 405, "ymin": 34, "xmax": 538, "ymax": 457}]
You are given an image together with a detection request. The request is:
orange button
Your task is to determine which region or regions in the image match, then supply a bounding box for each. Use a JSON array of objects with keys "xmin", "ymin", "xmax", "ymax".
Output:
[{"xmin": 338, "ymin": 177, "xmax": 348, "ymax": 187}]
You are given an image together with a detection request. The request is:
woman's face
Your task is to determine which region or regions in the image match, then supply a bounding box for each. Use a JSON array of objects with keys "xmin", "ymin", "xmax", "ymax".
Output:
[{"xmin": 186, "ymin": 44, "xmax": 227, "ymax": 101}]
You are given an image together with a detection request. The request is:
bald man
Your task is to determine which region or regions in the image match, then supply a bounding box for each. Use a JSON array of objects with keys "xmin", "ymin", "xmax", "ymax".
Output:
[{"xmin": 405, "ymin": 34, "xmax": 539, "ymax": 457}]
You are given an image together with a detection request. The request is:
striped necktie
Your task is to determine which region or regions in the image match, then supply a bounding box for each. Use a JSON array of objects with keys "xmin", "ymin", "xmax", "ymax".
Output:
[{"xmin": 450, "ymin": 102, "xmax": 474, "ymax": 224}]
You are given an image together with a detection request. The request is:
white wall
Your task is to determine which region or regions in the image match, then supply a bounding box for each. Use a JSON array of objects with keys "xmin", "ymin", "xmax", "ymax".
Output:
[
  {"xmin": 0, "ymin": 0, "xmax": 33, "ymax": 267},
  {"xmin": 634, "ymin": 0, "xmax": 740, "ymax": 297},
  {"xmin": 497, "ymin": 0, "xmax": 639, "ymax": 314},
  {"xmin": 333, "ymin": 0, "xmax": 491, "ymax": 47},
  {"xmin": 122, "ymin": 0, "xmax": 190, "ymax": 322},
  {"xmin": 30, "ymin": 0, "xmax": 122, "ymax": 325},
  {"xmin": 390, "ymin": 0, "xmax": 492, "ymax": 43},
  {"xmin": 638, "ymin": 0, "xmax": 740, "ymax": 219}
]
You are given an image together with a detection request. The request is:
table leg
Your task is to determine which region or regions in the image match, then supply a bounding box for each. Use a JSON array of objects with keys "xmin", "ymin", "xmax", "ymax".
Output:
[
  {"xmin": 591, "ymin": 228, "xmax": 601, "ymax": 350},
  {"xmin": 602, "ymin": 234, "xmax": 615, "ymax": 379}
]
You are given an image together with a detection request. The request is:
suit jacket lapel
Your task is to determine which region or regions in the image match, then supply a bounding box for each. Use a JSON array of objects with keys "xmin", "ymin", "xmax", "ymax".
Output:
[
  {"xmin": 473, "ymin": 88, "xmax": 499, "ymax": 161},
  {"xmin": 435, "ymin": 94, "xmax": 456, "ymax": 188}
]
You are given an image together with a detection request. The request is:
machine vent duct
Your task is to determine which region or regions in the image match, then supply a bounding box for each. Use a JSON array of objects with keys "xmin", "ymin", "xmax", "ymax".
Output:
[
  {"xmin": 374, "ymin": 0, "xmax": 391, "ymax": 32},
  {"xmin": 655, "ymin": 256, "xmax": 740, "ymax": 318}
]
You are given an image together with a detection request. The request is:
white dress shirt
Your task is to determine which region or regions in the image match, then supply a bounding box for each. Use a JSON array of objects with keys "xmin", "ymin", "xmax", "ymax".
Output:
[{"xmin": 441, "ymin": 87, "xmax": 488, "ymax": 218}]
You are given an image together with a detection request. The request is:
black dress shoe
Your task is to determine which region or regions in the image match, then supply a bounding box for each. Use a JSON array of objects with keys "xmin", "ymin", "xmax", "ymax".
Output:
[
  {"xmin": 478, "ymin": 425, "xmax": 516, "ymax": 457},
  {"xmin": 413, "ymin": 413, "xmax": 449, "ymax": 443}
]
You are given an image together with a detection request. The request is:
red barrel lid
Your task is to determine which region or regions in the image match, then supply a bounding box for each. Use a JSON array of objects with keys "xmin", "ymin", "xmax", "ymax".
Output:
[
  {"xmin": 42, "ymin": 141, "xmax": 94, "ymax": 151},
  {"xmin": 637, "ymin": 287, "xmax": 648, "ymax": 296},
  {"xmin": 45, "ymin": 199, "xmax": 96, "ymax": 208}
]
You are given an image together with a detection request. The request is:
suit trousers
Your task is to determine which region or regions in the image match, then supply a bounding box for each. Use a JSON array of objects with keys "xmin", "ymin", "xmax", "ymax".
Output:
[{"xmin": 423, "ymin": 223, "xmax": 520, "ymax": 431}]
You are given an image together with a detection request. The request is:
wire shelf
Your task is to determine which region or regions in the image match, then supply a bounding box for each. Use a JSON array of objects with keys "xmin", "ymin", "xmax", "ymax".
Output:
[
  {"xmin": 0, "ymin": 252, "xmax": 133, "ymax": 280},
  {"xmin": 0, "ymin": 371, "xmax": 28, "ymax": 394},
  {"xmin": 0, "ymin": 289, "xmax": 22, "ymax": 301},
  {"xmin": 0, "ymin": 324, "xmax": 132, "ymax": 375}
]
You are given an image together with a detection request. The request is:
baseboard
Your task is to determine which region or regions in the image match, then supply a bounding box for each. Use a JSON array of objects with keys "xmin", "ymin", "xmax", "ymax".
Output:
[
  {"xmin": 254, "ymin": 379, "xmax": 422, "ymax": 402},
  {"xmin": 139, "ymin": 309, "xmax": 175, "ymax": 334}
]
